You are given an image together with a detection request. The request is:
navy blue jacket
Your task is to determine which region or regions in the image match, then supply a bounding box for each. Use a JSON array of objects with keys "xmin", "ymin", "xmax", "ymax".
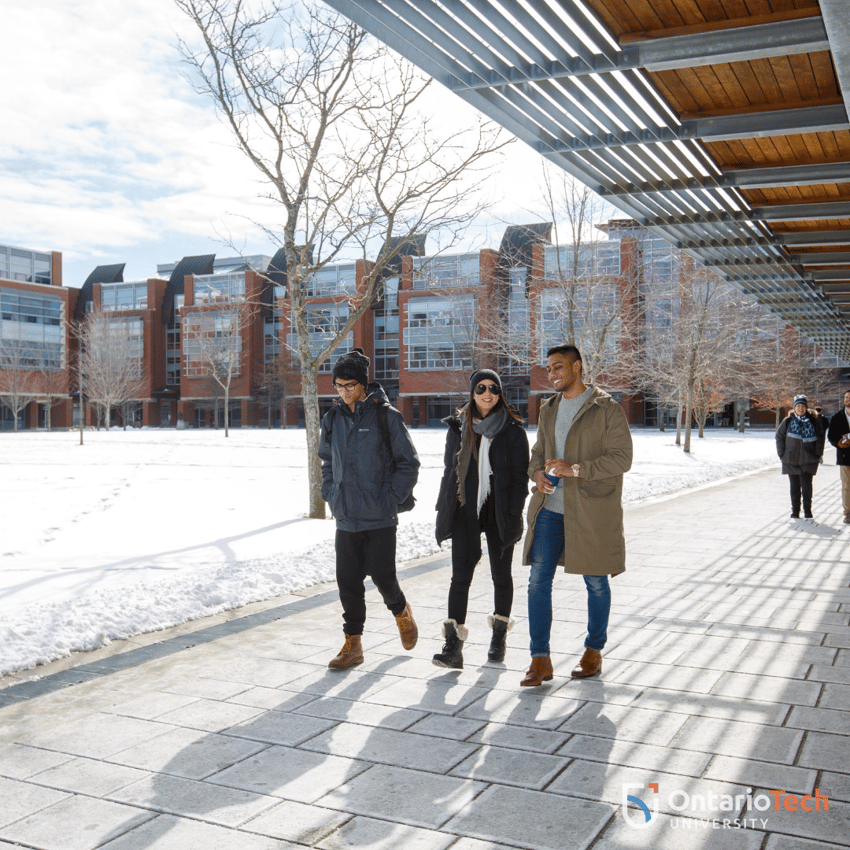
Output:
[{"xmin": 319, "ymin": 383, "xmax": 419, "ymax": 531}]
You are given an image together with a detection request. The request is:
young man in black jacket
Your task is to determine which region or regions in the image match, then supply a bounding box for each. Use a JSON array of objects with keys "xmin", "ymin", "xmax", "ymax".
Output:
[
  {"xmin": 827, "ymin": 390, "xmax": 850, "ymax": 524},
  {"xmin": 319, "ymin": 348, "xmax": 420, "ymax": 668}
]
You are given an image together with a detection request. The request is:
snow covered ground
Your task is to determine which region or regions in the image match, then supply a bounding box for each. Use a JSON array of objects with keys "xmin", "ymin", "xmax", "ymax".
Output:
[{"xmin": 0, "ymin": 426, "xmax": 780, "ymax": 676}]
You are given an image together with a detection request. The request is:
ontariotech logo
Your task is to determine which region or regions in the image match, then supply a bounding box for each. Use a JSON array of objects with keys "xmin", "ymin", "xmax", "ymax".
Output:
[{"xmin": 622, "ymin": 783, "xmax": 659, "ymax": 829}]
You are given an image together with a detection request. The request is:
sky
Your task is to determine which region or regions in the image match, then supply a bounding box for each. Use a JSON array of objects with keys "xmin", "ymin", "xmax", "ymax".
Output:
[{"xmin": 1, "ymin": 0, "xmax": 559, "ymax": 289}]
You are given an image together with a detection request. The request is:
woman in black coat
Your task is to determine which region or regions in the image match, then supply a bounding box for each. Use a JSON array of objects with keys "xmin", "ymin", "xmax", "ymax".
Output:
[
  {"xmin": 433, "ymin": 369, "xmax": 529, "ymax": 668},
  {"xmin": 776, "ymin": 394, "xmax": 825, "ymax": 519}
]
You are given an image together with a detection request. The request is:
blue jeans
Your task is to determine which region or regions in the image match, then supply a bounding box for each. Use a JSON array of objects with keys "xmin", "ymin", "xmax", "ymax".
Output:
[{"xmin": 527, "ymin": 508, "xmax": 611, "ymax": 656}]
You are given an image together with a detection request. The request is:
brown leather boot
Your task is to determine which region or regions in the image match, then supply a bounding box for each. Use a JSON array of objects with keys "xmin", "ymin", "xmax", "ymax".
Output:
[
  {"xmin": 571, "ymin": 648, "xmax": 602, "ymax": 678},
  {"xmin": 520, "ymin": 656, "xmax": 553, "ymax": 686},
  {"xmin": 328, "ymin": 634, "xmax": 364, "ymax": 669},
  {"xmin": 394, "ymin": 603, "xmax": 418, "ymax": 650}
]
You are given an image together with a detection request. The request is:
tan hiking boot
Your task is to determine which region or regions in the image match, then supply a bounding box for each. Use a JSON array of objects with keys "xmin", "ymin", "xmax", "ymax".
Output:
[
  {"xmin": 395, "ymin": 603, "xmax": 418, "ymax": 650},
  {"xmin": 328, "ymin": 634, "xmax": 364, "ymax": 669}
]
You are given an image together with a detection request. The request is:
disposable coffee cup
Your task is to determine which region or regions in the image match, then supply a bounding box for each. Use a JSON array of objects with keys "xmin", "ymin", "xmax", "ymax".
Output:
[{"xmin": 543, "ymin": 472, "xmax": 559, "ymax": 488}]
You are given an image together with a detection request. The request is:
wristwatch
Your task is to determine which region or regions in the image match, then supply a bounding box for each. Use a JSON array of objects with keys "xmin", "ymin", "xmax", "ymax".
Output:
[{"xmin": 571, "ymin": 463, "xmax": 580, "ymax": 478}]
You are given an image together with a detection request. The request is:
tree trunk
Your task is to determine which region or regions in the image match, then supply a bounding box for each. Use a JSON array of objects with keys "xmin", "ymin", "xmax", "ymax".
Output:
[
  {"xmin": 301, "ymin": 366, "xmax": 326, "ymax": 519},
  {"xmin": 224, "ymin": 387, "xmax": 230, "ymax": 438},
  {"xmin": 738, "ymin": 399, "xmax": 746, "ymax": 432},
  {"xmin": 684, "ymin": 378, "xmax": 695, "ymax": 454},
  {"xmin": 78, "ymin": 392, "xmax": 84, "ymax": 445},
  {"xmin": 675, "ymin": 397, "xmax": 683, "ymax": 446},
  {"xmin": 776, "ymin": 407, "xmax": 781, "ymax": 428}
]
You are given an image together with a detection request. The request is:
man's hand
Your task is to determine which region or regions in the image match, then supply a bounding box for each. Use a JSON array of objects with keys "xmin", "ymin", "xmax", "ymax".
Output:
[
  {"xmin": 533, "ymin": 470, "xmax": 555, "ymax": 494},
  {"xmin": 545, "ymin": 459, "xmax": 576, "ymax": 478},
  {"xmin": 839, "ymin": 434, "xmax": 850, "ymax": 449}
]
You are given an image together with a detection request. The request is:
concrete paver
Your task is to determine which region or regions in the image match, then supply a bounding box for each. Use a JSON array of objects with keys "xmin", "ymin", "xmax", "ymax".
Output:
[{"xmin": 2, "ymin": 460, "xmax": 850, "ymax": 848}]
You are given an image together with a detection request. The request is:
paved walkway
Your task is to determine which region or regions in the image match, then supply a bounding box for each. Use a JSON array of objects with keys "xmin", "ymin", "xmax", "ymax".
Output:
[{"xmin": 1, "ymin": 459, "xmax": 849, "ymax": 850}]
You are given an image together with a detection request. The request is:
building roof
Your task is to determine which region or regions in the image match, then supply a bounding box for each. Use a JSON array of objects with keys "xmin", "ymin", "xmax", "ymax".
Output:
[
  {"xmin": 323, "ymin": 0, "xmax": 850, "ymax": 358},
  {"xmin": 74, "ymin": 263, "xmax": 125, "ymax": 321},
  {"xmin": 165, "ymin": 254, "xmax": 215, "ymax": 323}
]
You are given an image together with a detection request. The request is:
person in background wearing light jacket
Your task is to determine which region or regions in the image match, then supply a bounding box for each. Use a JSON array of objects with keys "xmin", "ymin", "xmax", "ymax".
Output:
[
  {"xmin": 776, "ymin": 394, "xmax": 824, "ymax": 520},
  {"xmin": 433, "ymin": 370, "xmax": 529, "ymax": 669},
  {"xmin": 319, "ymin": 348, "xmax": 420, "ymax": 669},
  {"xmin": 520, "ymin": 344, "xmax": 633, "ymax": 687}
]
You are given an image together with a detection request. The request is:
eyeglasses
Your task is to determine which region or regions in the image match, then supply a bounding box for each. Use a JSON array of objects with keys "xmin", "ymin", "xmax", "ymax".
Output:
[
  {"xmin": 334, "ymin": 381, "xmax": 361, "ymax": 392},
  {"xmin": 474, "ymin": 383, "xmax": 501, "ymax": 396}
]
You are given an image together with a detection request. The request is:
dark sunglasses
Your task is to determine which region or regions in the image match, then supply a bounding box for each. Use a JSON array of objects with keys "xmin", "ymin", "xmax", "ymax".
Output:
[{"xmin": 474, "ymin": 383, "xmax": 501, "ymax": 396}]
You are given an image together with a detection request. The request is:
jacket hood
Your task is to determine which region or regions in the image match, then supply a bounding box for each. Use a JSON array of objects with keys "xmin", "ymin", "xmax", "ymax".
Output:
[
  {"xmin": 365, "ymin": 381, "xmax": 390, "ymax": 406},
  {"xmin": 335, "ymin": 381, "xmax": 389, "ymax": 415}
]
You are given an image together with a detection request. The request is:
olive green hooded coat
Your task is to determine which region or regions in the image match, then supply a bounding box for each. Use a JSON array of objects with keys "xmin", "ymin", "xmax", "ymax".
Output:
[{"xmin": 522, "ymin": 387, "xmax": 633, "ymax": 576}]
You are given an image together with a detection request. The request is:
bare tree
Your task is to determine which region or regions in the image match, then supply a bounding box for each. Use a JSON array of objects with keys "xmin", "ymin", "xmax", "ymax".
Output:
[
  {"xmin": 183, "ymin": 299, "xmax": 258, "ymax": 437},
  {"xmin": 176, "ymin": 0, "xmax": 508, "ymax": 518},
  {"xmin": 77, "ymin": 311, "xmax": 143, "ymax": 430},
  {"xmin": 0, "ymin": 335, "xmax": 39, "ymax": 431}
]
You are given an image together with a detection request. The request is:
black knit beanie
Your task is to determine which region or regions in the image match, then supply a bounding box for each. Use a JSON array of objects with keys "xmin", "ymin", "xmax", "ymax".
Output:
[
  {"xmin": 333, "ymin": 347, "xmax": 370, "ymax": 387},
  {"xmin": 469, "ymin": 368, "xmax": 502, "ymax": 395}
]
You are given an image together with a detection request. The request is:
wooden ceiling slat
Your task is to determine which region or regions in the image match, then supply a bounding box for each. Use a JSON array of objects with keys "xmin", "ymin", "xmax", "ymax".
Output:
[{"xmin": 750, "ymin": 57, "xmax": 793, "ymax": 104}]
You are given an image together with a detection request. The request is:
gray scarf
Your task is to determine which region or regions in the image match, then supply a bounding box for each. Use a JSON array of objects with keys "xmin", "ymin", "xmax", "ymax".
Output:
[{"xmin": 456, "ymin": 404, "xmax": 509, "ymax": 507}]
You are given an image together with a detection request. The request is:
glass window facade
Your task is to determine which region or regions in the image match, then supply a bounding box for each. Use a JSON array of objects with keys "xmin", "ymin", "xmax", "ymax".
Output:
[
  {"xmin": 307, "ymin": 264, "xmax": 357, "ymax": 296},
  {"xmin": 374, "ymin": 277, "xmax": 400, "ymax": 381},
  {"xmin": 405, "ymin": 295, "xmax": 476, "ymax": 370},
  {"xmin": 105, "ymin": 317, "xmax": 144, "ymax": 378},
  {"xmin": 412, "ymin": 254, "xmax": 479, "ymax": 289},
  {"xmin": 192, "ymin": 273, "xmax": 246, "ymax": 304},
  {"xmin": 0, "ymin": 288, "xmax": 65, "ymax": 369},
  {"xmin": 166, "ymin": 325, "xmax": 181, "ymax": 386},
  {"xmin": 286, "ymin": 304, "xmax": 352, "ymax": 373},
  {"xmin": 538, "ymin": 286, "xmax": 619, "ymax": 365},
  {"xmin": 101, "ymin": 282, "xmax": 148, "ymax": 311},
  {"xmin": 182, "ymin": 312, "xmax": 242, "ymax": 378},
  {"xmin": 0, "ymin": 245, "xmax": 52, "ymax": 285},
  {"xmin": 544, "ymin": 243, "xmax": 621, "ymax": 278}
]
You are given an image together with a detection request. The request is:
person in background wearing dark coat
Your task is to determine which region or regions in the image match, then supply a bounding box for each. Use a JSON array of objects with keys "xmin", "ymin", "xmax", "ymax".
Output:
[
  {"xmin": 827, "ymin": 390, "xmax": 850, "ymax": 524},
  {"xmin": 433, "ymin": 370, "xmax": 529, "ymax": 669},
  {"xmin": 776, "ymin": 394, "xmax": 825, "ymax": 520},
  {"xmin": 319, "ymin": 348, "xmax": 420, "ymax": 669}
]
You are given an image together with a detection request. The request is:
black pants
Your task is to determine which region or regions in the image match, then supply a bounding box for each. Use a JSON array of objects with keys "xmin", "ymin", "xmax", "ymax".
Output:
[
  {"xmin": 447, "ymin": 500, "xmax": 514, "ymax": 625},
  {"xmin": 336, "ymin": 526, "xmax": 406, "ymax": 635},
  {"xmin": 788, "ymin": 473, "xmax": 814, "ymax": 515}
]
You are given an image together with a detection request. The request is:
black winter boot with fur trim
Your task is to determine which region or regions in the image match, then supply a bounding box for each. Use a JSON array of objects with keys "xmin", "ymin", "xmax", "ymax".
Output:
[
  {"xmin": 487, "ymin": 614, "xmax": 513, "ymax": 662},
  {"xmin": 432, "ymin": 619, "xmax": 466, "ymax": 669}
]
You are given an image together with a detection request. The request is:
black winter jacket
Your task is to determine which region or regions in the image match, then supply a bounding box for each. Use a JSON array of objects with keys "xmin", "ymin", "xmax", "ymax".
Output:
[
  {"xmin": 827, "ymin": 410, "xmax": 850, "ymax": 466},
  {"xmin": 776, "ymin": 412, "xmax": 824, "ymax": 476},
  {"xmin": 319, "ymin": 383, "xmax": 420, "ymax": 531},
  {"xmin": 435, "ymin": 413, "xmax": 529, "ymax": 554}
]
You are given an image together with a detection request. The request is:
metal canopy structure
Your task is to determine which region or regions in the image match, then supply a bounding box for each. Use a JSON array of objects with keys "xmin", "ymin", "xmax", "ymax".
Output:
[{"xmin": 324, "ymin": 0, "xmax": 850, "ymax": 358}]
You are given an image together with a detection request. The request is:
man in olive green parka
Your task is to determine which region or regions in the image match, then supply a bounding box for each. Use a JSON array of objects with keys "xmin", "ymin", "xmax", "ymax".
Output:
[{"xmin": 520, "ymin": 344, "xmax": 632, "ymax": 686}]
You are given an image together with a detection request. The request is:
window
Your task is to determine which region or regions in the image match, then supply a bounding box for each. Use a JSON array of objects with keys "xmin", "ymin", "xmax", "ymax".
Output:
[
  {"xmin": 286, "ymin": 304, "xmax": 352, "ymax": 373},
  {"xmin": 404, "ymin": 295, "xmax": 476, "ymax": 370},
  {"xmin": 182, "ymin": 312, "xmax": 242, "ymax": 378},
  {"xmin": 307, "ymin": 264, "xmax": 357, "ymax": 296},
  {"xmin": 192, "ymin": 273, "xmax": 246, "ymax": 304},
  {"xmin": 0, "ymin": 245, "xmax": 52, "ymax": 285},
  {"xmin": 0, "ymin": 288, "xmax": 65, "ymax": 370},
  {"xmin": 412, "ymin": 254, "xmax": 479, "ymax": 289},
  {"xmin": 538, "ymin": 287, "xmax": 619, "ymax": 365},
  {"xmin": 101, "ymin": 282, "xmax": 148, "ymax": 311},
  {"xmin": 544, "ymin": 243, "xmax": 621, "ymax": 279}
]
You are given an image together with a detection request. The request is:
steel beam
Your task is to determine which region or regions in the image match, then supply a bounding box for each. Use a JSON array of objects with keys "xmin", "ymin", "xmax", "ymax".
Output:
[
  {"xmin": 601, "ymin": 162, "xmax": 850, "ymax": 196},
  {"xmin": 789, "ymin": 252, "xmax": 850, "ymax": 265},
  {"xmin": 451, "ymin": 17, "xmax": 829, "ymax": 87}
]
